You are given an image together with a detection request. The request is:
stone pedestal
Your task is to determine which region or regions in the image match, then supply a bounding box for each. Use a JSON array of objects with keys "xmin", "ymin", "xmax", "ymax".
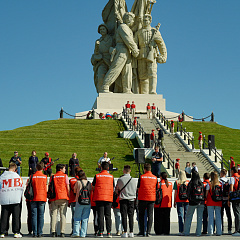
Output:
[{"xmin": 92, "ymin": 93, "xmax": 166, "ymax": 114}]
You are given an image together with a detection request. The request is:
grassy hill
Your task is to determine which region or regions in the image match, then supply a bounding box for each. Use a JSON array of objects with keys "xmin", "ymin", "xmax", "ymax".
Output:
[
  {"xmin": 177, "ymin": 121, "xmax": 240, "ymax": 163},
  {"xmin": 0, "ymin": 119, "xmax": 139, "ymax": 177}
]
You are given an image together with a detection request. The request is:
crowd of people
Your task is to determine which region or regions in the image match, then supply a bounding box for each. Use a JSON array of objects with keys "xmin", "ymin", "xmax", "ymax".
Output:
[{"xmin": 1, "ymin": 159, "xmax": 240, "ymax": 238}]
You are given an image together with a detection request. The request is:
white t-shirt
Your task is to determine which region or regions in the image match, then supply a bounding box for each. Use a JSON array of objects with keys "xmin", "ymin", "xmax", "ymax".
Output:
[
  {"xmin": 98, "ymin": 157, "xmax": 111, "ymax": 165},
  {"xmin": 192, "ymin": 166, "xmax": 198, "ymax": 172},
  {"xmin": 0, "ymin": 171, "xmax": 24, "ymax": 205}
]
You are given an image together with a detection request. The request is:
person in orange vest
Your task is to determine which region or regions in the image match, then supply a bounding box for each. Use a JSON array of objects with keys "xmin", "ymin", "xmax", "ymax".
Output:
[
  {"xmin": 202, "ymin": 173, "xmax": 210, "ymax": 235},
  {"xmin": 69, "ymin": 166, "xmax": 82, "ymax": 236},
  {"xmin": 229, "ymin": 166, "xmax": 240, "ymax": 236},
  {"xmin": 150, "ymin": 129, "xmax": 155, "ymax": 148},
  {"xmin": 30, "ymin": 162, "xmax": 48, "ymax": 238},
  {"xmin": 125, "ymin": 101, "xmax": 131, "ymax": 114},
  {"xmin": 137, "ymin": 163, "xmax": 157, "ymax": 237},
  {"xmin": 146, "ymin": 103, "xmax": 151, "ymax": 119},
  {"xmin": 205, "ymin": 171, "xmax": 222, "ymax": 236},
  {"xmin": 133, "ymin": 117, "xmax": 137, "ymax": 131},
  {"xmin": 131, "ymin": 101, "xmax": 136, "ymax": 118},
  {"xmin": 230, "ymin": 157, "xmax": 235, "ymax": 169},
  {"xmin": 151, "ymin": 103, "xmax": 156, "ymax": 119},
  {"xmin": 183, "ymin": 171, "xmax": 205, "ymax": 236},
  {"xmin": 50, "ymin": 164, "xmax": 70, "ymax": 238},
  {"xmin": 92, "ymin": 162, "xmax": 114, "ymax": 238},
  {"xmin": 41, "ymin": 152, "xmax": 52, "ymax": 177},
  {"xmin": 173, "ymin": 170, "xmax": 189, "ymax": 235},
  {"xmin": 175, "ymin": 158, "xmax": 180, "ymax": 178},
  {"xmin": 170, "ymin": 120, "xmax": 174, "ymax": 134},
  {"xmin": 198, "ymin": 132, "xmax": 203, "ymax": 150},
  {"xmin": 154, "ymin": 172, "xmax": 173, "ymax": 235}
]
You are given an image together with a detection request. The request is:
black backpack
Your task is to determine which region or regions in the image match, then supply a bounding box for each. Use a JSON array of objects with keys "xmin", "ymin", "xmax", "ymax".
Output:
[
  {"xmin": 78, "ymin": 180, "xmax": 91, "ymax": 205},
  {"xmin": 155, "ymin": 182, "xmax": 162, "ymax": 205},
  {"xmin": 24, "ymin": 175, "xmax": 34, "ymax": 200},
  {"xmin": 47, "ymin": 175, "xmax": 56, "ymax": 200},
  {"xmin": 222, "ymin": 180, "xmax": 230, "ymax": 198},
  {"xmin": 179, "ymin": 183, "xmax": 188, "ymax": 200},
  {"xmin": 191, "ymin": 184, "xmax": 204, "ymax": 202},
  {"xmin": 229, "ymin": 177, "xmax": 240, "ymax": 202},
  {"xmin": 211, "ymin": 185, "xmax": 223, "ymax": 202}
]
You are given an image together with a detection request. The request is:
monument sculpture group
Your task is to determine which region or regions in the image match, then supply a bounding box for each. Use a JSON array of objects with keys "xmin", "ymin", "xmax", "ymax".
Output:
[{"xmin": 91, "ymin": 0, "xmax": 167, "ymax": 95}]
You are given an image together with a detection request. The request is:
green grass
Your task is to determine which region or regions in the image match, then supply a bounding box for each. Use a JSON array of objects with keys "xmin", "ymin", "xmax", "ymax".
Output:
[
  {"xmin": 0, "ymin": 119, "xmax": 139, "ymax": 177},
  {"xmin": 175, "ymin": 121, "xmax": 240, "ymax": 163}
]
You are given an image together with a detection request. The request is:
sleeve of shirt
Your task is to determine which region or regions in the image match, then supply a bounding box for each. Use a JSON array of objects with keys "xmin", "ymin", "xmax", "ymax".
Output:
[
  {"xmin": 65, "ymin": 175, "xmax": 69, "ymax": 185},
  {"xmin": 92, "ymin": 176, "xmax": 96, "ymax": 186},
  {"xmin": 173, "ymin": 181, "xmax": 177, "ymax": 190},
  {"xmin": 229, "ymin": 177, "xmax": 235, "ymax": 185},
  {"xmin": 206, "ymin": 183, "xmax": 210, "ymax": 191}
]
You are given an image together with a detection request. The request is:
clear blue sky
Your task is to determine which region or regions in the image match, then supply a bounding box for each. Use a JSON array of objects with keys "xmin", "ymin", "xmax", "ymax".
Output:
[{"xmin": 1, "ymin": 0, "xmax": 240, "ymax": 131}]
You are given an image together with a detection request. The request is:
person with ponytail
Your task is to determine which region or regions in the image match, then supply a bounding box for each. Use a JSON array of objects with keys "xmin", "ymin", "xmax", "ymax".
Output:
[
  {"xmin": 205, "ymin": 171, "xmax": 222, "ymax": 236},
  {"xmin": 173, "ymin": 170, "xmax": 189, "ymax": 235},
  {"xmin": 154, "ymin": 172, "xmax": 172, "ymax": 235},
  {"xmin": 183, "ymin": 170, "xmax": 204, "ymax": 236}
]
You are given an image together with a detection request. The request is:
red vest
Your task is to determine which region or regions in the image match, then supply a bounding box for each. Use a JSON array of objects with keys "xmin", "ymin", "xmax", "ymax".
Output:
[
  {"xmin": 171, "ymin": 122, "xmax": 174, "ymax": 127},
  {"xmin": 230, "ymin": 160, "xmax": 236, "ymax": 169},
  {"xmin": 32, "ymin": 171, "xmax": 47, "ymax": 202},
  {"xmin": 131, "ymin": 104, "xmax": 136, "ymax": 109},
  {"xmin": 147, "ymin": 105, "xmax": 151, "ymax": 110},
  {"xmin": 93, "ymin": 170, "xmax": 114, "ymax": 202},
  {"xmin": 232, "ymin": 173, "xmax": 240, "ymax": 191},
  {"xmin": 152, "ymin": 106, "xmax": 156, "ymax": 110},
  {"xmin": 138, "ymin": 171, "xmax": 157, "ymax": 201},
  {"xmin": 159, "ymin": 180, "xmax": 172, "ymax": 208},
  {"xmin": 203, "ymin": 179, "xmax": 210, "ymax": 204},
  {"xmin": 69, "ymin": 177, "xmax": 78, "ymax": 204},
  {"xmin": 175, "ymin": 162, "xmax": 180, "ymax": 170},
  {"xmin": 150, "ymin": 132, "xmax": 154, "ymax": 140},
  {"xmin": 125, "ymin": 104, "xmax": 130, "ymax": 108},
  {"xmin": 206, "ymin": 183, "xmax": 222, "ymax": 207},
  {"xmin": 53, "ymin": 171, "xmax": 69, "ymax": 201},
  {"xmin": 198, "ymin": 135, "xmax": 203, "ymax": 140},
  {"xmin": 133, "ymin": 119, "xmax": 137, "ymax": 126},
  {"xmin": 175, "ymin": 180, "xmax": 189, "ymax": 203},
  {"xmin": 90, "ymin": 184, "xmax": 96, "ymax": 207}
]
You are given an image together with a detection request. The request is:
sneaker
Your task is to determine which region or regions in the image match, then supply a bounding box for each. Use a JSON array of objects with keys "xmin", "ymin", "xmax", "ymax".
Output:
[
  {"xmin": 97, "ymin": 232, "xmax": 103, "ymax": 238},
  {"xmin": 0, "ymin": 235, "xmax": 4, "ymax": 238},
  {"xmin": 32, "ymin": 235, "xmax": 37, "ymax": 238},
  {"xmin": 137, "ymin": 232, "xmax": 144, "ymax": 237},
  {"xmin": 146, "ymin": 233, "xmax": 151, "ymax": 237},
  {"xmin": 60, "ymin": 233, "xmax": 65, "ymax": 238},
  {"xmin": 121, "ymin": 232, "xmax": 128, "ymax": 238},
  {"xmin": 14, "ymin": 233, "xmax": 22, "ymax": 238},
  {"xmin": 232, "ymin": 232, "xmax": 240, "ymax": 236},
  {"xmin": 129, "ymin": 232, "xmax": 134, "ymax": 238},
  {"xmin": 116, "ymin": 231, "xmax": 121, "ymax": 236},
  {"xmin": 71, "ymin": 235, "xmax": 80, "ymax": 238},
  {"xmin": 107, "ymin": 232, "xmax": 112, "ymax": 238},
  {"xmin": 178, "ymin": 232, "xmax": 184, "ymax": 236},
  {"xmin": 228, "ymin": 230, "xmax": 232, "ymax": 235},
  {"xmin": 52, "ymin": 232, "xmax": 57, "ymax": 238}
]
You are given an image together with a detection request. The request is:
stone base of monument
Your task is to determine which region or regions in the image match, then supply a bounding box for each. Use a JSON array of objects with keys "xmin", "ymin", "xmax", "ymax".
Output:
[{"xmin": 75, "ymin": 93, "xmax": 192, "ymax": 120}]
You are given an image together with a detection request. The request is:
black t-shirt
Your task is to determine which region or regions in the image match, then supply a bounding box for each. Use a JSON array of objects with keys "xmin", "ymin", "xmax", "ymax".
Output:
[
  {"xmin": 41, "ymin": 157, "xmax": 51, "ymax": 165},
  {"xmin": 152, "ymin": 151, "xmax": 162, "ymax": 161},
  {"xmin": 69, "ymin": 158, "xmax": 79, "ymax": 168}
]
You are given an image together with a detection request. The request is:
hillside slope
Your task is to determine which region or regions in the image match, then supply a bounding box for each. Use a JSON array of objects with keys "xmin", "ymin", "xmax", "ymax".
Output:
[
  {"xmin": 178, "ymin": 122, "xmax": 240, "ymax": 162},
  {"xmin": 0, "ymin": 119, "xmax": 138, "ymax": 177}
]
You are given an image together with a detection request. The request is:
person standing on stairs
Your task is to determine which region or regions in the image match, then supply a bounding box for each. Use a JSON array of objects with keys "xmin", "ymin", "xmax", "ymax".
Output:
[
  {"xmin": 151, "ymin": 103, "xmax": 156, "ymax": 119},
  {"xmin": 175, "ymin": 159, "xmax": 180, "ymax": 178},
  {"xmin": 157, "ymin": 127, "xmax": 164, "ymax": 149},
  {"xmin": 150, "ymin": 129, "xmax": 155, "ymax": 148},
  {"xmin": 170, "ymin": 120, "xmax": 174, "ymax": 134},
  {"xmin": 151, "ymin": 146, "xmax": 163, "ymax": 178},
  {"xmin": 198, "ymin": 132, "xmax": 203, "ymax": 150},
  {"xmin": 131, "ymin": 101, "xmax": 136, "ymax": 118},
  {"xmin": 146, "ymin": 103, "xmax": 151, "ymax": 119}
]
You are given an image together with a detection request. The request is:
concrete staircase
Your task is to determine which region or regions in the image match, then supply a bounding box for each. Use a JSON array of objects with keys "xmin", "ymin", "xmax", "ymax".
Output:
[{"xmin": 136, "ymin": 115, "xmax": 216, "ymax": 177}]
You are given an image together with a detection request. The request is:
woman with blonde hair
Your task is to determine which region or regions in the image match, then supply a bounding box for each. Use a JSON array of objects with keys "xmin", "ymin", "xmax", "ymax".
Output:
[
  {"xmin": 173, "ymin": 170, "xmax": 189, "ymax": 235},
  {"xmin": 205, "ymin": 171, "xmax": 222, "ymax": 236}
]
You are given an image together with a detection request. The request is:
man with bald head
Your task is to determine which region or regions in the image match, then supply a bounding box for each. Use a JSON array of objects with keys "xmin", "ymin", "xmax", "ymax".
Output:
[{"xmin": 98, "ymin": 152, "xmax": 111, "ymax": 167}]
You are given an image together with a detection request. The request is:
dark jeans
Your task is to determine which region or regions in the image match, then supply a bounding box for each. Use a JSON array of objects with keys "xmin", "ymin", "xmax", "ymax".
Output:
[
  {"xmin": 0, "ymin": 203, "xmax": 21, "ymax": 234},
  {"xmin": 31, "ymin": 201, "xmax": 46, "ymax": 236},
  {"xmin": 232, "ymin": 201, "xmax": 240, "ymax": 233},
  {"xmin": 96, "ymin": 201, "xmax": 112, "ymax": 233},
  {"xmin": 120, "ymin": 199, "xmax": 134, "ymax": 232},
  {"xmin": 154, "ymin": 207, "xmax": 171, "ymax": 235},
  {"xmin": 43, "ymin": 168, "xmax": 52, "ymax": 177},
  {"xmin": 152, "ymin": 162, "xmax": 162, "ymax": 178},
  {"xmin": 91, "ymin": 206, "xmax": 98, "ymax": 233},
  {"xmin": 202, "ymin": 204, "xmax": 208, "ymax": 233},
  {"xmin": 26, "ymin": 201, "xmax": 32, "ymax": 233},
  {"xmin": 221, "ymin": 200, "xmax": 232, "ymax": 231},
  {"xmin": 70, "ymin": 202, "xmax": 76, "ymax": 232},
  {"xmin": 176, "ymin": 202, "xmax": 189, "ymax": 233},
  {"xmin": 138, "ymin": 201, "xmax": 154, "ymax": 234}
]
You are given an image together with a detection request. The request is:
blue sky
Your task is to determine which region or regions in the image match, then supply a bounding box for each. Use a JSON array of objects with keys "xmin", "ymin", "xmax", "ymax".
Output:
[{"xmin": 1, "ymin": 0, "xmax": 240, "ymax": 131}]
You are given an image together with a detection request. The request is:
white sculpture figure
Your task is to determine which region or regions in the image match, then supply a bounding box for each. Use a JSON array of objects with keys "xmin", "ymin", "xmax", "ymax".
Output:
[
  {"xmin": 134, "ymin": 14, "xmax": 167, "ymax": 94},
  {"xmin": 101, "ymin": 12, "xmax": 139, "ymax": 94},
  {"xmin": 91, "ymin": 24, "xmax": 113, "ymax": 93},
  {"xmin": 102, "ymin": 0, "xmax": 128, "ymax": 37}
]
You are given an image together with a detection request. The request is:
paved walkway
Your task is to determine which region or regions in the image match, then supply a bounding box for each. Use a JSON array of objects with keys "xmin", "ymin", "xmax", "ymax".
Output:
[{"xmin": 4, "ymin": 223, "xmax": 237, "ymax": 239}]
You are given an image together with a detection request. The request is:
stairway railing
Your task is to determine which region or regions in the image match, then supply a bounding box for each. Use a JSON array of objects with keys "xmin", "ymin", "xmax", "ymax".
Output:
[{"xmin": 176, "ymin": 122, "xmax": 195, "ymax": 149}]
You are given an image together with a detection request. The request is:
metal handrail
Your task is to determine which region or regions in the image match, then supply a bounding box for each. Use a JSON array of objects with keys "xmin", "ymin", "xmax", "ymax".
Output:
[
  {"xmin": 177, "ymin": 122, "xmax": 195, "ymax": 149},
  {"xmin": 162, "ymin": 148, "xmax": 175, "ymax": 177}
]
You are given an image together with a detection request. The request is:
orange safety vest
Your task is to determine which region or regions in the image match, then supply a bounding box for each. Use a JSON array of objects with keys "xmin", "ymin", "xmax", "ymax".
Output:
[
  {"xmin": 53, "ymin": 171, "xmax": 69, "ymax": 201},
  {"xmin": 93, "ymin": 170, "xmax": 114, "ymax": 202},
  {"xmin": 138, "ymin": 171, "xmax": 157, "ymax": 201},
  {"xmin": 232, "ymin": 173, "xmax": 240, "ymax": 191},
  {"xmin": 69, "ymin": 177, "xmax": 78, "ymax": 204},
  {"xmin": 147, "ymin": 105, "xmax": 151, "ymax": 110},
  {"xmin": 203, "ymin": 179, "xmax": 210, "ymax": 204},
  {"xmin": 206, "ymin": 183, "xmax": 222, "ymax": 207},
  {"xmin": 159, "ymin": 180, "xmax": 173, "ymax": 208},
  {"xmin": 131, "ymin": 104, "xmax": 136, "ymax": 109},
  {"xmin": 175, "ymin": 180, "xmax": 189, "ymax": 203},
  {"xmin": 32, "ymin": 171, "xmax": 47, "ymax": 202}
]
